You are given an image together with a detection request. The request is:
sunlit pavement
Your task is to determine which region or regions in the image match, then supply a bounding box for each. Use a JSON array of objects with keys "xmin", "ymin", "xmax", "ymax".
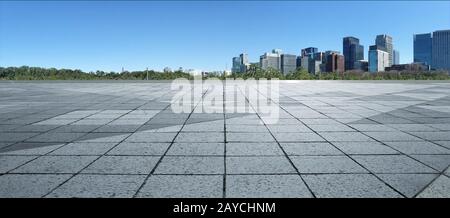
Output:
[{"xmin": 0, "ymin": 80, "xmax": 449, "ymax": 198}]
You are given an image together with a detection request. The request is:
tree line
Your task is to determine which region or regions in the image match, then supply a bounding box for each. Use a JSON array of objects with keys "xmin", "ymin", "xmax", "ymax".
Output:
[{"xmin": 1, "ymin": 65, "xmax": 449, "ymax": 80}]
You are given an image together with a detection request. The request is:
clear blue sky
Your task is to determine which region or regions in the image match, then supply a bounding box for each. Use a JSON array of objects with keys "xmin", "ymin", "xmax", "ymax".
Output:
[{"xmin": 1, "ymin": 1, "xmax": 449, "ymax": 72}]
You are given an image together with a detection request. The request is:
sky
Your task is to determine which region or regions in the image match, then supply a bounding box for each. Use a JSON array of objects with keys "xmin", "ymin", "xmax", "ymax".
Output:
[{"xmin": 1, "ymin": 1, "xmax": 449, "ymax": 72}]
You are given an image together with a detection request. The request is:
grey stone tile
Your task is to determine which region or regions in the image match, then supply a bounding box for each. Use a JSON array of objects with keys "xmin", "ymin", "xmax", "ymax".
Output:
[
  {"xmin": 417, "ymin": 175, "xmax": 450, "ymax": 198},
  {"xmin": 266, "ymin": 124, "xmax": 312, "ymax": 133},
  {"xmin": 272, "ymin": 132, "xmax": 325, "ymax": 142},
  {"xmin": 332, "ymin": 141, "xmax": 399, "ymax": 155},
  {"xmin": 47, "ymin": 175, "xmax": 146, "ymax": 198},
  {"xmin": 107, "ymin": 142, "xmax": 169, "ymax": 155},
  {"xmin": 226, "ymin": 156, "xmax": 296, "ymax": 174},
  {"xmin": 409, "ymin": 132, "xmax": 450, "ymax": 141},
  {"xmin": 155, "ymin": 156, "xmax": 224, "ymax": 174},
  {"xmin": 434, "ymin": 141, "xmax": 450, "ymax": 149},
  {"xmin": 12, "ymin": 156, "xmax": 98, "ymax": 174},
  {"xmin": 303, "ymin": 174, "xmax": 402, "ymax": 198},
  {"xmin": 319, "ymin": 132, "xmax": 374, "ymax": 142},
  {"xmin": 0, "ymin": 132, "xmax": 39, "ymax": 142},
  {"xmin": 50, "ymin": 142, "xmax": 117, "ymax": 155},
  {"xmin": 377, "ymin": 174, "xmax": 438, "ymax": 198},
  {"xmin": 308, "ymin": 124, "xmax": 355, "ymax": 132},
  {"xmin": 137, "ymin": 175, "xmax": 223, "ymax": 198},
  {"xmin": 82, "ymin": 156, "xmax": 159, "ymax": 174},
  {"xmin": 26, "ymin": 132, "xmax": 87, "ymax": 143},
  {"xmin": 226, "ymin": 132, "xmax": 274, "ymax": 142},
  {"xmin": 226, "ymin": 175, "xmax": 313, "ymax": 198},
  {"xmin": 364, "ymin": 131, "xmax": 423, "ymax": 142},
  {"xmin": 175, "ymin": 132, "xmax": 224, "ymax": 142},
  {"xmin": 383, "ymin": 141, "xmax": 450, "ymax": 155},
  {"xmin": 352, "ymin": 155, "xmax": 437, "ymax": 173},
  {"xmin": 182, "ymin": 123, "xmax": 224, "ymax": 132},
  {"xmin": 227, "ymin": 143, "xmax": 283, "ymax": 156},
  {"xmin": 291, "ymin": 156, "xmax": 367, "ymax": 173},
  {"xmin": 348, "ymin": 124, "xmax": 396, "ymax": 132},
  {"xmin": 226, "ymin": 124, "xmax": 268, "ymax": 133},
  {"xmin": 0, "ymin": 155, "xmax": 37, "ymax": 173},
  {"xmin": 167, "ymin": 143, "xmax": 224, "ymax": 156},
  {"xmin": 77, "ymin": 133, "xmax": 131, "ymax": 143},
  {"xmin": 0, "ymin": 174, "xmax": 71, "ymax": 197},
  {"xmin": 93, "ymin": 125, "xmax": 141, "ymax": 133},
  {"xmin": 0, "ymin": 142, "xmax": 65, "ymax": 155},
  {"xmin": 281, "ymin": 142, "xmax": 343, "ymax": 155},
  {"xmin": 410, "ymin": 155, "xmax": 450, "ymax": 171},
  {"xmin": 51, "ymin": 125, "xmax": 101, "ymax": 133}
]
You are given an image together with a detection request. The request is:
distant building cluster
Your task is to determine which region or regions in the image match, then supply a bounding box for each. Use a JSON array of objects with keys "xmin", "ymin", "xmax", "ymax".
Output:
[
  {"xmin": 414, "ymin": 30, "xmax": 450, "ymax": 71},
  {"xmin": 232, "ymin": 29, "xmax": 450, "ymax": 74}
]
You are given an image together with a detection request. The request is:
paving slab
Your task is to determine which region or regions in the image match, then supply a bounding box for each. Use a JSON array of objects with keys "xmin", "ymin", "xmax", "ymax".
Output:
[
  {"xmin": 303, "ymin": 174, "xmax": 402, "ymax": 198},
  {"xmin": 82, "ymin": 156, "xmax": 160, "ymax": 174},
  {"xmin": 226, "ymin": 156, "xmax": 296, "ymax": 174},
  {"xmin": 417, "ymin": 175, "xmax": 450, "ymax": 198},
  {"xmin": 291, "ymin": 156, "xmax": 367, "ymax": 174},
  {"xmin": 137, "ymin": 175, "xmax": 223, "ymax": 198},
  {"xmin": 226, "ymin": 175, "xmax": 313, "ymax": 198},
  {"xmin": 352, "ymin": 155, "xmax": 437, "ymax": 173},
  {"xmin": 0, "ymin": 174, "xmax": 71, "ymax": 197},
  {"xmin": 12, "ymin": 155, "xmax": 98, "ymax": 174},
  {"xmin": 154, "ymin": 156, "xmax": 224, "ymax": 174},
  {"xmin": 47, "ymin": 174, "xmax": 146, "ymax": 198}
]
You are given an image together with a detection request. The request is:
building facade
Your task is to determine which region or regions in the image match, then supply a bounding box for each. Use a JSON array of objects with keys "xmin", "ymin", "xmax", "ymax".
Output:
[
  {"xmin": 369, "ymin": 46, "xmax": 389, "ymax": 72},
  {"xmin": 260, "ymin": 51, "xmax": 281, "ymax": 71},
  {"xmin": 393, "ymin": 50, "xmax": 400, "ymax": 65},
  {"xmin": 375, "ymin": 34, "xmax": 393, "ymax": 67},
  {"xmin": 414, "ymin": 33, "xmax": 433, "ymax": 67},
  {"xmin": 232, "ymin": 53, "xmax": 250, "ymax": 73},
  {"xmin": 301, "ymin": 47, "xmax": 318, "ymax": 58},
  {"xmin": 343, "ymin": 36, "xmax": 364, "ymax": 70},
  {"xmin": 232, "ymin": 56, "xmax": 242, "ymax": 73},
  {"xmin": 325, "ymin": 52, "xmax": 345, "ymax": 73},
  {"xmin": 432, "ymin": 30, "xmax": 450, "ymax": 71},
  {"xmin": 280, "ymin": 54, "xmax": 297, "ymax": 75}
]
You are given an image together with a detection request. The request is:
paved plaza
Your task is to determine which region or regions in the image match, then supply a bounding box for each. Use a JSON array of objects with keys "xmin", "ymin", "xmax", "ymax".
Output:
[{"xmin": 0, "ymin": 80, "xmax": 450, "ymax": 198}]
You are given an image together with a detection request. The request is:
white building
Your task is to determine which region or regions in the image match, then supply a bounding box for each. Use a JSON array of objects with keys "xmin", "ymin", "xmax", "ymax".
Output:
[{"xmin": 369, "ymin": 49, "xmax": 389, "ymax": 72}]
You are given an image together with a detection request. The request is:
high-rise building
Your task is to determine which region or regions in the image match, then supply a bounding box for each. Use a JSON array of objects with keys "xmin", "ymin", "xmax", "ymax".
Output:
[
  {"xmin": 375, "ymin": 34, "xmax": 393, "ymax": 66},
  {"xmin": 301, "ymin": 47, "xmax": 318, "ymax": 58},
  {"xmin": 232, "ymin": 53, "xmax": 250, "ymax": 73},
  {"xmin": 369, "ymin": 45, "xmax": 389, "ymax": 72},
  {"xmin": 280, "ymin": 54, "xmax": 297, "ymax": 75},
  {"xmin": 432, "ymin": 30, "xmax": 450, "ymax": 71},
  {"xmin": 414, "ymin": 33, "xmax": 433, "ymax": 66},
  {"xmin": 325, "ymin": 52, "xmax": 345, "ymax": 73},
  {"xmin": 260, "ymin": 50, "xmax": 281, "ymax": 71},
  {"xmin": 239, "ymin": 53, "xmax": 249, "ymax": 72},
  {"xmin": 343, "ymin": 36, "xmax": 364, "ymax": 70},
  {"xmin": 393, "ymin": 50, "xmax": 400, "ymax": 65},
  {"xmin": 232, "ymin": 56, "xmax": 242, "ymax": 73}
]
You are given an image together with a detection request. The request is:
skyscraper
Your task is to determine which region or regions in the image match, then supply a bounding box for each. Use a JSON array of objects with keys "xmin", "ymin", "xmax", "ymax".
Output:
[
  {"xmin": 232, "ymin": 53, "xmax": 249, "ymax": 73},
  {"xmin": 232, "ymin": 56, "xmax": 242, "ymax": 73},
  {"xmin": 325, "ymin": 52, "xmax": 345, "ymax": 73},
  {"xmin": 343, "ymin": 36, "xmax": 364, "ymax": 70},
  {"xmin": 432, "ymin": 30, "xmax": 450, "ymax": 71},
  {"xmin": 375, "ymin": 34, "xmax": 393, "ymax": 66},
  {"xmin": 260, "ymin": 50, "xmax": 281, "ymax": 71},
  {"xmin": 414, "ymin": 33, "xmax": 432, "ymax": 66},
  {"xmin": 369, "ymin": 45, "xmax": 389, "ymax": 72},
  {"xmin": 301, "ymin": 47, "xmax": 318, "ymax": 58},
  {"xmin": 240, "ymin": 53, "xmax": 249, "ymax": 72},
  {"xmin": 281, "ymin": 54, "xmax": 297, "ymax": 75},
  {"xmin": 393, "ymin": 50, "xmax": 400, "ymax": 65}
]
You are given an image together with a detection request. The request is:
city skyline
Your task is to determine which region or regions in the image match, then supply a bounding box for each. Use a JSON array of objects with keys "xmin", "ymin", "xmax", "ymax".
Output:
[{"xmin": 1, "ymin": 1, "xmax": 450, "ymax": 72}]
